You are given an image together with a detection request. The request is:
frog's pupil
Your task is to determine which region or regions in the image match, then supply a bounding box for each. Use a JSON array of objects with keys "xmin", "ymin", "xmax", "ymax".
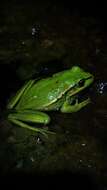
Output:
[{"xmin": 78, "ymin": 79, "xmax": 85, "ymax": 87}]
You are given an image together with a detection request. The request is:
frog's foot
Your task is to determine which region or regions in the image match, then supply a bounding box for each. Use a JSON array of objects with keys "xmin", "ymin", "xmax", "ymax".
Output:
[
  {"xmin": 60, "ymin": 97, "xmax": 90, "ymax": 113},
  {"xmin": 8, "ymin": 110, "xmax": 53, "ymax": 136}
]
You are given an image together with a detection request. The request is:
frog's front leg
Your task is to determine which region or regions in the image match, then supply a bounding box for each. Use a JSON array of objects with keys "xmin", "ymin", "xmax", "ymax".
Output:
[
  {"xmin": 8, "ymin": 110, "xmax": 51, "ymax": 135},
  {"xmin": 60, "ymin": 97, "xmax": 90, "ymax": 113}
]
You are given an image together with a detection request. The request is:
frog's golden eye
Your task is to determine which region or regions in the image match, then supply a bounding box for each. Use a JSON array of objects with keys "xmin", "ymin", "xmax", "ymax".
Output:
[{"xmin": 78, "ymin": 79, "xmax": 85, "ymax": 87}]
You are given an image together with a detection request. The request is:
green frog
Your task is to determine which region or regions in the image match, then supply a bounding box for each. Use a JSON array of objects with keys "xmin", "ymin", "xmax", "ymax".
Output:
[{"xmin": 7, "ymin": 66, "xmax": 94, "ymax": 135}]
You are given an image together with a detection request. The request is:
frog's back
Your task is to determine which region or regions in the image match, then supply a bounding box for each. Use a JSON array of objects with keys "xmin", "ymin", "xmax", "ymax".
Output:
[{"xmin": 16, "ymin": 67, "xmax": 85, "ymax": 110}]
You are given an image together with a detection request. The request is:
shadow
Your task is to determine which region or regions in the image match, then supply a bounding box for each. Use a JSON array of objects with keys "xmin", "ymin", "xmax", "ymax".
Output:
[{"xmin": 0, "ymin": 170, "xmax": 100, "ymax": 190}]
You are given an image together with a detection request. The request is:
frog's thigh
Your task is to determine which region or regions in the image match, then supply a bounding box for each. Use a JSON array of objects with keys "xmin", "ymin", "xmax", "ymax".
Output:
[{"xmin": 8, "ymin": 110, "xmax": 51, "ymax": 124}]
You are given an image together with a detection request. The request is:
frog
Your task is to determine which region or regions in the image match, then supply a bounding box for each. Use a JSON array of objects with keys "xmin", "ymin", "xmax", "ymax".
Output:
[{"xmin": 7, "ymin": 66, "xmax": 94, "ymax": 135}]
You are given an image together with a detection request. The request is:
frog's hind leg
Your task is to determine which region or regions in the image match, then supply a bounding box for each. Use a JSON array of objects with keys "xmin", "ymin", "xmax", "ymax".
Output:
[
  {"xmin": 8, "ymin": 110, "xmax": 53, "ymax": 136},
  {"xmin": 7, "ymin": 80, "xmax": 35, "ymax": 109}
]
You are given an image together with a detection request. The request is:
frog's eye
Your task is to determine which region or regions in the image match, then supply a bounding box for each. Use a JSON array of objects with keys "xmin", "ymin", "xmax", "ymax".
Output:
[{"xmin": 78, "ymin": 79, "xmax": 85, "ymax": 87}]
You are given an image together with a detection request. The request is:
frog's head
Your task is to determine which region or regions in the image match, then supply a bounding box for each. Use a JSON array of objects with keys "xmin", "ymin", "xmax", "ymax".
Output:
[
  {"xmin": 68, "ymin": 66, "xmax": 94, "ymax": 95},
  {"xmin": 63, "ymin": 66, "xmax": 94, "ymax": 112}
]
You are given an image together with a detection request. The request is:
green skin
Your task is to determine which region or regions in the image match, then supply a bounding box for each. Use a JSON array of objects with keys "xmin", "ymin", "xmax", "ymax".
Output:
[{"xmin": 7, "ymin": 66, "xmax": 94, "ymax": 135}]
